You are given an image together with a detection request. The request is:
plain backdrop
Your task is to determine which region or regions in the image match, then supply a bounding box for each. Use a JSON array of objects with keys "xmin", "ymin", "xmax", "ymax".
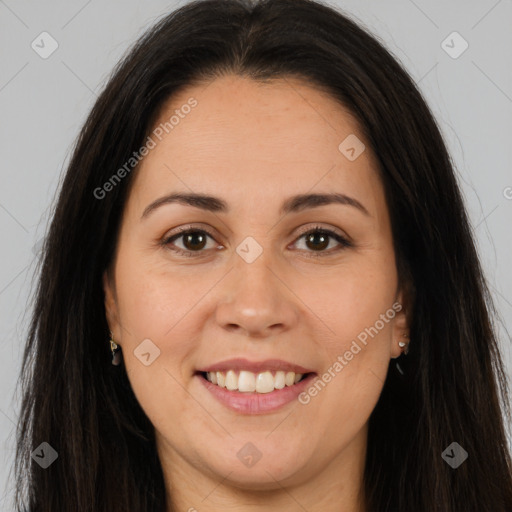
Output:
[{"xmin": 1, "ymin": 0, "xmax": 511, "ymax": 508}]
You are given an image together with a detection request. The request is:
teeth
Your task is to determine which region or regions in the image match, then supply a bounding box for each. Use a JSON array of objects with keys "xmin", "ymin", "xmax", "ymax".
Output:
[
  {"xmin": 274, "ymin": 371, "xmax": 285, "ymax": 389},
  {"xmin": 225, "ymin": 370, "xmax": 238, "ymax": 391},
  {"xmin": 256, "ymin": 371, "xmax": 274, "ymax": 393},
  {"xmin": 205, "ymin": 370, "xmax": 305, "ymax": 393},
  {"xmin": 238, "ymin": 370, "xmax": 256, "ymax": 392}
]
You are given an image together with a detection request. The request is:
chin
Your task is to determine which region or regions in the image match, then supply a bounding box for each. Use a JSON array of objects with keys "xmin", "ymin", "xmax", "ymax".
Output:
[{"xmin": 196, "ymin": 440, "xmax": 312, "ymax": 489}]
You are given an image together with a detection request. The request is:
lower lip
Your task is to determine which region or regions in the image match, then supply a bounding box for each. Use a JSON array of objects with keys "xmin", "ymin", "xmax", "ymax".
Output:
[{"xmin": 196, "ymin": 373, "xmax": 317, "ymax": 414}]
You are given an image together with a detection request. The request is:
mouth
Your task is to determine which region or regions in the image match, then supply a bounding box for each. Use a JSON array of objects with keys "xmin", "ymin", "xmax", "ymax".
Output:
[{"xmin": 194, "ymin": 359, "xmax": 318, "ymax": 414}]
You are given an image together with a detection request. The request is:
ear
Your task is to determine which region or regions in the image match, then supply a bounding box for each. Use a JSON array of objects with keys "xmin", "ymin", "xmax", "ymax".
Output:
[
  {"xmin": 103, "ymin": 269, "xmax": 121, "ymax": 344},
  {"xmin": 390, "ymin": 287, "xmax": 411, "ymax": 359}
]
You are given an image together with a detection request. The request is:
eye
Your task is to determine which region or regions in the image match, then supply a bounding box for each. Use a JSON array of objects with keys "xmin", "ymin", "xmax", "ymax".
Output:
[
  {"xmin": 292, "ymin": 225, "xmax": 352, "ymax": 257},
  {"xmin": 162, "ymin": 227, "xmax": 219, "ymax": 256},
  {"xmin": 162, "ymin": 225, "xmax": 352, "ymax": 258}
]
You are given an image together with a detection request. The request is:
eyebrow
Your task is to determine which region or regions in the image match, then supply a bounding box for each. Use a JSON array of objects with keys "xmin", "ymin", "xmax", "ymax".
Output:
[{"xmin": 141, "ymin": 191, "xmax": 370, "ymax": 219}]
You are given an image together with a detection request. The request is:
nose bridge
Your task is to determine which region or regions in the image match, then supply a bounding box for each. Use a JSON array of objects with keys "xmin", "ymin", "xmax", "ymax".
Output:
[
  {"xmin": 214, "ymin": 233, "xmax": 299, "ymax": 336},
  {"xmin": 235, "ymin": 237, "xmax": 276, "ymax": 305}
]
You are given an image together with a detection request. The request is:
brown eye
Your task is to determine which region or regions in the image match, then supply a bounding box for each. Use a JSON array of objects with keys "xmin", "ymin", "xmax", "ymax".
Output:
[
  {"xmin": 180, "ymin": 231, "xmax": 208, "ymax": 251},
  {"xmin": 304, "ymin": 231, "xmax": 330, "ymax": 251},
  {"xmin": 293, "ymin": 227, "xmax": 352, "ymax": 256},
  {"xmin": 163, "ymin": 229, "xmax": 217, "ymax": 255},
  {"xmin": 162, "ymin": 226, "xmax": 351, "ymax": 258}
]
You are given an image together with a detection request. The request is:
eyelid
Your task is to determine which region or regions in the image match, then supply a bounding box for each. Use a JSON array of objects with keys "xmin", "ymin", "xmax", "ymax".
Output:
[
  {"xmin": 162, "ymin": 223, "xmax": 352, "ymax": 256},
  {"xmin": 163, "ymin": 223, "xmax": 219, "ymax": 241},
  {"xmin": 289, "ymin": 224, "xmax": 353, "ymax": 256},
  {"xmin": 293, "ymin": 223, "xmax": 351, "ymax": 242},
  {"xmin": 162, "ymin": 224, "xmax": 220, "ymax": 247}
]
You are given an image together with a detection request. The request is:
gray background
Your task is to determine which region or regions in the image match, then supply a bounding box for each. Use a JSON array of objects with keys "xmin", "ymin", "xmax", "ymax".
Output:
[{"xmin": 1, "ymin": 0, "xmax": 511, "ymax": 508}]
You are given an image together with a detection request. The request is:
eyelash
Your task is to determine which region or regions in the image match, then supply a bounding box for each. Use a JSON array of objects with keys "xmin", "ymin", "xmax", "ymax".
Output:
[{"xmin": 161, "ymin": 225, "xmax": 352, "ymax": 258}]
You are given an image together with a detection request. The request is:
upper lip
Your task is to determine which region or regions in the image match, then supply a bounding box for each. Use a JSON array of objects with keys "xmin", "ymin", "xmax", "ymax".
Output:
[{"xmin": 197, "ymin": 358, "xmax": 315, "ymax": 374}]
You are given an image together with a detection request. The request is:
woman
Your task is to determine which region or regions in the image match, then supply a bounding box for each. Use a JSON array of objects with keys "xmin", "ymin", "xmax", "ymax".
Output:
[{"xmin": 14, "ymin": 0, "xmax": 512, "ymax": 510}]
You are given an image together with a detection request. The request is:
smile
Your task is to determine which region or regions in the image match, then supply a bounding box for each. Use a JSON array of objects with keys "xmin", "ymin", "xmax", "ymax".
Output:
[
  {"xmin": 204, "ymin": 369, "xmax": 307, "ymax": 393},
  {"xmin": 195, "ymin": 358, "xmax": 317, "ymax": 414}
]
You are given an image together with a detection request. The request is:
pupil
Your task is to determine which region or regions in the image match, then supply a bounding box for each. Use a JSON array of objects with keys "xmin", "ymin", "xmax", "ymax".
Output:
[
  {"xmin": 185, "ymin": 233, "xmax": 206, "ymax": 251},
  {"xmin": 307, "ymin": 232, "xmax": 328, "ymax": 251}
]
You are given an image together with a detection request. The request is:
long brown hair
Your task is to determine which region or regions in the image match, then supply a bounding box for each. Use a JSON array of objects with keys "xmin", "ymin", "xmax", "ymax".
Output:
[{"xmin": 13, "ymin": 0, "xmax": 512, "ymax": 510}]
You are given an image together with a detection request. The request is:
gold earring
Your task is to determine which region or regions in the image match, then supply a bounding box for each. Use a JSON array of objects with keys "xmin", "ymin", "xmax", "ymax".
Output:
[{"xmin": 109, "ymin": 331, "xmax": 122, "ymax": 366}]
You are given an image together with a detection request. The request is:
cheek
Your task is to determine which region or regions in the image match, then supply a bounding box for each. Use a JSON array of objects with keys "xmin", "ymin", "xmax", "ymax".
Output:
[
  {"xmin": 111, "ymin": 248, "xmax": 201, "ymax": 400},
  {"xmin": 296, "ymin": 251, "xmax": 397, "ymax": 347},
  {"xmin": 114, "ymin": 246, "xmax": 197, "ymax": 338},
  {"xmin": 340, "ymin": 283, "xmax": 397, "ymax": 386},
  {"xmin": 296, "ymin": 253, "xmax": 397, "ymax": 414},
  {"xmin": 331, "ymin": 271, "xmax": 397, "ymax": 354},
  {"xmin": 112, "ymin": 254, "xmax": 205, "ymax": 435}
]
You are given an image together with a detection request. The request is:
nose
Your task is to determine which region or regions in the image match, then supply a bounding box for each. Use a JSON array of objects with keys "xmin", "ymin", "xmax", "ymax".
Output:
[{"xmin": 214, "ymin": 250, "xmax": 300, "ymax": 339}]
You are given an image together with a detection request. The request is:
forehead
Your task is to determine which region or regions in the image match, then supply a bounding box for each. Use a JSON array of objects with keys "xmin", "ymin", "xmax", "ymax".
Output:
[{"xmin": 128, "ymin": 74, "xmax": 384, "ymax": 219}]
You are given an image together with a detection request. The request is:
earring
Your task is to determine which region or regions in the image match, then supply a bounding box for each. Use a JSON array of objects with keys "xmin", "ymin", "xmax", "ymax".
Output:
[
  {"xmin": 109, "ymin": 331, "xmax": 122, "ymax": 366},
  {"xmin": 398, "ymin": 334, "xmax": 409, "ymax": 355}
]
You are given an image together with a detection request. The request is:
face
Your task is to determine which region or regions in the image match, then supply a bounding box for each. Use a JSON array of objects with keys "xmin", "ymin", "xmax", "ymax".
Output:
[{"xmin": 103, "ymin": 75, "xmax": 409, "ymax": 495}]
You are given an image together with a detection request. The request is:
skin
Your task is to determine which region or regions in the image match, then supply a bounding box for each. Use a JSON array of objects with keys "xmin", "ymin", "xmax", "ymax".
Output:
[{"xmin": 104, "ymin": 74, "xmax": 410, "ymax": 512}]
